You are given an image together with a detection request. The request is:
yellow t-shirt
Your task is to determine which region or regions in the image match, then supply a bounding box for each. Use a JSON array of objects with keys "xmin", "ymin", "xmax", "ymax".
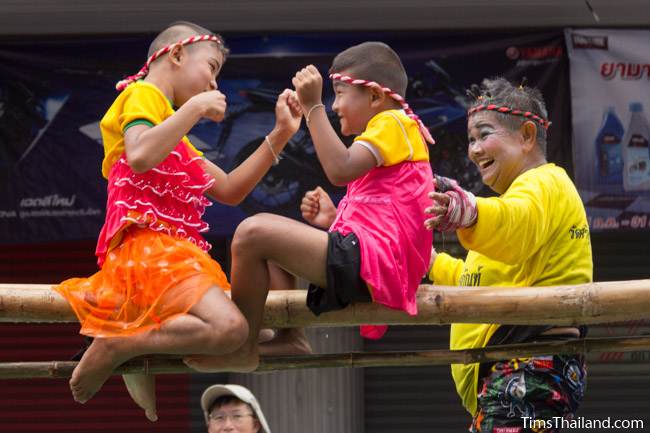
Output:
[
  {"xmin": 429, "ymin": 163, "xmax": 593, "ymax": 416},
  {"xmin": 354, "ymin": 109, "xmax": 429, "ymax": 166},
  {"xmin": 99, "ymin": 81, "xmax": 202, "ymax": 178}
]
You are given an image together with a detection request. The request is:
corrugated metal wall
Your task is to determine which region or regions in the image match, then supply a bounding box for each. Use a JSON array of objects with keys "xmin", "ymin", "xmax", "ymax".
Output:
[
  {"xmin": 364, "ymin": 232, "xmax": 650, "ymax": 432},
  {"xmin": 229, "ymin": 328, "xmax": 364, "ymax": 433},
  {"xmin": 571, "ymin": 231, "xmax": 650, "ymax": 432},
  {"xmin": 365, "ymin": 325, "xmax": 468, "ymax": 432},
  {"xmin": 0, "ymin": 341, "xmax": 191, "ymax": 433}
]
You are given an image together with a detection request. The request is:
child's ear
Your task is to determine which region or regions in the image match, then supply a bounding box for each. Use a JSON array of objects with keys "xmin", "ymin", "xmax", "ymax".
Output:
[
  {"xmin": 168, "ymin": 44, "xmax": 183, "ymax": 66},
  {"xmin": 369, "ymin": 86, "xmax": 385, "ymax": 108}
]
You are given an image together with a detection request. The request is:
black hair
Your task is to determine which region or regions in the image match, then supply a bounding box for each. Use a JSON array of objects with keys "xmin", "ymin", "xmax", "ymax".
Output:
[
  {"xmin": 329, "ymin": 41, "xmax": 407, "ymax": 97},
  {"xmin": 208, "ymin": 395, "xmax": 256, "ymax": 418}
]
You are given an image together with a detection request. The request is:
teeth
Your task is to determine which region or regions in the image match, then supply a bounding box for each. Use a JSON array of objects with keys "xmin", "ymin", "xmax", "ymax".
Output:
[{"xmin": 479, "ymin": 160, "xmax": 493, "ymax": 169}]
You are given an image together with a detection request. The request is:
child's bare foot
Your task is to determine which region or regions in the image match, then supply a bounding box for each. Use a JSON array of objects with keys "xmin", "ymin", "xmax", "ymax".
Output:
[
  {"xmin": 260, "ymin": 328, "xmax": 313, "ymax": 356},
  {"xmin": 69, "ymin": 338, "xmax": 125, "ymax": 404},
  {"xmin": 183, "ymin": 346, "xmax": 259, "ymax": 373},
  {"xmin": 123, "ymin": 373, "xmax": 157, "ymax": 422},
  {"xmin": 258, "ymin": 328, "xmax": 277, "ymax": 343}
]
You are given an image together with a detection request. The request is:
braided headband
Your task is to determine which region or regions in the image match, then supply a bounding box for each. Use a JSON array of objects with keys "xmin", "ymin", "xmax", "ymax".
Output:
[
  {"xmin": 116, "ymin": 34, "xmax": 223, "ymax": 91},
  {"xmin": 467, "ymin": 104, "xmax": 550, "ymax": 130},
  {"xmin": 329, "ymin": 73, "xmax": 435, "ymax": 145}
]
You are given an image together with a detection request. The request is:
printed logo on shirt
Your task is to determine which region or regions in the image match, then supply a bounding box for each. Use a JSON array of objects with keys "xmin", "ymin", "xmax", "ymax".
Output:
[
  {"xmin": 569, "ymin": 224, "xmax": 589, "ymax": 240},
  {"xmin": 459, "ymin": 265, "xmax": 483, "ymax": 286}
]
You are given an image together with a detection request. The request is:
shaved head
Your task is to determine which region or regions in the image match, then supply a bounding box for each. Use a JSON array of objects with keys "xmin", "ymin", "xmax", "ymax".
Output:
[
  {"xmin": 329, "ymin": 41, "xmax": 407, "ymax": 97},
  {"xmin": 148, "ymin": 21, "xmax": 228, "ymax": 58}
]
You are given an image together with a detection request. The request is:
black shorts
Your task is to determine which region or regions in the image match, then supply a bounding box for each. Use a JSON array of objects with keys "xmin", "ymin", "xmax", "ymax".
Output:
[{"xmin": 306, "ymin": 231, "xmax": 372, "ymax": 316}]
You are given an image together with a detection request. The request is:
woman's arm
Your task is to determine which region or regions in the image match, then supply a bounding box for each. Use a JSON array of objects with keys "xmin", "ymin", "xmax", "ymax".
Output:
[
  {"xmin": 458, "ymin": 180, "xmax": 550, "ymax": 265},
  {"xmin": 429, "ymin": 249, "xmax": 465, "ymax": 286}
]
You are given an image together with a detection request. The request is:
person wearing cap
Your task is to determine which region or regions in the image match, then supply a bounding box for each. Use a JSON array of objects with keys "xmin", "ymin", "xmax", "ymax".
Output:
[{"xmin": 201, "ymin": 384, "xmax": 271, "ymax": 433}]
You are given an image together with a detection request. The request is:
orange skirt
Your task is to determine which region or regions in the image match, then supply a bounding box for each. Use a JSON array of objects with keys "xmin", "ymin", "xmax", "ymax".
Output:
[{"xmin": 55, "ymin": 227, "xmax": 230, "ymax": 337}]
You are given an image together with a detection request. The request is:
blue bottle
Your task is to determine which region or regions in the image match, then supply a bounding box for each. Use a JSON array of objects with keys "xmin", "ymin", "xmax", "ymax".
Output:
[
  {"xmin": 595, "ymin": 106, "xmax": 624, "ymax": 184},
  {"xmin": 622, "ymin": 102, "xmax": 650, "ymax": 191}
]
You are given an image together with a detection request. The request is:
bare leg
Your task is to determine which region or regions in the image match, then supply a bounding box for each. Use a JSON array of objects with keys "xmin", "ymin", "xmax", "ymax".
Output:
[
  {"xmin": 185, "ymin": 213, "xmax": 327, "ymax": 371},
  {"xmin": 123, "ymin": 374, "xmax": 157, "ymax": 421},
  {"xmin": 260, "ymin": 327, "xmax": 312, "ymax": 356},
  {"xmin": 256, "ymin": 262, "xmax": 289, "ymax": 343},
  {"xmin": 70, "ymin": 282, "xmax": 248, "ymax": 404},
  {"xmin": 259, "ymin": 261, "xmax": 312, "ymax": 355}
]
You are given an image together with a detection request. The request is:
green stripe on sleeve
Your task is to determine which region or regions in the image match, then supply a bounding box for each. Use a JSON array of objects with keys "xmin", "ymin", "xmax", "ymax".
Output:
[{"xmin": 123, "ymin": 119, "xmax": 155, "ymax": 132}]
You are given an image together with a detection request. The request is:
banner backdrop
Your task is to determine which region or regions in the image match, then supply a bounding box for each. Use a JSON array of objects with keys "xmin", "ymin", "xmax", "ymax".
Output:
[
  {"xmin": 567, "ymin": 28, "xmax": 650, "ymax": 231},
  {"xmin": 0, "ymin": 31, "xmax": 569, "ymax": 244}
]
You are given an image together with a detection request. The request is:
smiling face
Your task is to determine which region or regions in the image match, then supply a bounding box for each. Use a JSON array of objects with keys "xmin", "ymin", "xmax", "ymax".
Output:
[
  {"xmin": 467, "ymin": 111, "xmax": 531, "ymax": 194},
  {"xmin": 174, "ymin": 41, "xmax": 224, "ymax": 106},
  {"xmin": 331, "ymin": 80, "xmax": 376, "ymax": 136}
]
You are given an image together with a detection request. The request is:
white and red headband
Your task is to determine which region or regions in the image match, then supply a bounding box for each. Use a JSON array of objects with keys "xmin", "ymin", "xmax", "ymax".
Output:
[
  {"xmin": 329, "ymin": 73, "xmax": 435, "ymax": 145},
  {"xmin": 116, "ymin": 34, "xmax": 223, "ymax": 91}
]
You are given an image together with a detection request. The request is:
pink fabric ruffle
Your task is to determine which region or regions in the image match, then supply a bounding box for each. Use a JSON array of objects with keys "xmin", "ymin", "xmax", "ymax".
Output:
[{"xmin": 96, "ymin": 142, "xmax": 214, "ymax": 267}]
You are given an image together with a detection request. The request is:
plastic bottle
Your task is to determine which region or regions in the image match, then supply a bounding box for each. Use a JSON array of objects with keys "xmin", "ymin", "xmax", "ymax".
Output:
[
  {"xmin": 622, "ymin": 102, "xmax": 650, "ymax": 191},
  {"xmin": 595, "ymin": 106, "xmax": 624, "ymax": 184}
]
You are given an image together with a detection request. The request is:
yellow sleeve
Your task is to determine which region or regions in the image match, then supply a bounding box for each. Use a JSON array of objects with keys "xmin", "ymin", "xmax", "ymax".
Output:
[
  {"xmin": 354, "ymin": 112, "xmax": 408, "ymax": 166},
  {"xmin": 118, "ymin": 85, "xmax": 168, "ymax": 132},
  {"xmin": 457, "ymin": 172, "xmax": 553, "ymax": 265},
  {"xmin": 429, "ymin": 252, "xmax": 465, "ymax": 285},
  {"xmin": 119, "ymin": 84, "xmax": 203, "ymax": 157}
]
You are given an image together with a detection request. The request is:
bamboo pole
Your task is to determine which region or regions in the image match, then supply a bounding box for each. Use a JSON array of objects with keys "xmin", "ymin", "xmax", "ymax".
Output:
[
  {"xmin": 2, "ymin": 280, "xmax": 650, "ymax": 326},
  {"xmin": 2, "ymin": 335, "xmax": 650, "ymax": 380}
]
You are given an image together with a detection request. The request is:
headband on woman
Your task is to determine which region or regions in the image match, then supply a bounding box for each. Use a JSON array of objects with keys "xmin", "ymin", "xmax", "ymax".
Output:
[
  {"xmin": 115, "ymin": 34, "xmax": 224, "ymax": 91},
  {"xmin": 329, "ymin": 73, "xmax": 435, "ymax": 145},
  {"xmin": 467, "ymin": 104, "xmax": 550, "ymax": 130}
]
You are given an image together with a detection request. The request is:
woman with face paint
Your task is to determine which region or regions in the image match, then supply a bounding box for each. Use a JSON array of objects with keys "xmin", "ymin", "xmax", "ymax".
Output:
[{"xmin": 425, "ymin": 78, "xmax": 592, "ymax": 432}]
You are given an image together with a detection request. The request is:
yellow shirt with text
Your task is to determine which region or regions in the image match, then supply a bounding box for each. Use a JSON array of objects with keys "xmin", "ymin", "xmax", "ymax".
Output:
[
  {"xmin": 99, "ymin": 81, "xmax": 202, "ymax": 178},
  {"xmin": 428, "ymin": 163, "xmax": 593, "ymax": 416}
]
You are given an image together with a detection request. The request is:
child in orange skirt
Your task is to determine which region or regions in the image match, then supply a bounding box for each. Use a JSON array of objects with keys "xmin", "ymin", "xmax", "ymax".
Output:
[{"xmin": 54, "ymin": 21, "xmax": 302, "ymax": 420}]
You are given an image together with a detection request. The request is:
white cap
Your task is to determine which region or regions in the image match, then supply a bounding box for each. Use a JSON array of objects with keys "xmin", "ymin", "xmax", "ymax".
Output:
[{"xmin": 201, "ymin": 384, "xmax": 271, "ymax": 433}]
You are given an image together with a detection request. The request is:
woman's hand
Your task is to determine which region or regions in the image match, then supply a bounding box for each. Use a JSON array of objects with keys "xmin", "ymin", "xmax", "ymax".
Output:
[
  {"xmin": 425, "ymin": 175, "xmax": 477, "ymax": 231},
  {"xmin": 425, "ymin": 188, "xmax": 452, "ymax": 231}
]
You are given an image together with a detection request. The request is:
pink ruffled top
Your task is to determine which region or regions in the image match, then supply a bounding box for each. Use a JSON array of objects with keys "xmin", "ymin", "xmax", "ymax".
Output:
[
  {"xmin": 330, "ymin": 160, "xmax": 433, "ymax": 339},
  {"xmin": 95, "ymin": 141, "xmax": 214, "ymax": 267}
]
